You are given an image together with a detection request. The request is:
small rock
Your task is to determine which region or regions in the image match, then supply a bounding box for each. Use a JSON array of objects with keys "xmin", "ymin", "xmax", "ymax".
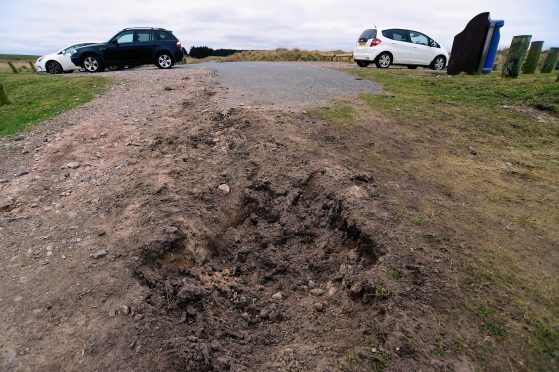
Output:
[
  {"xmin": 91, "ymin": 249, "xmax": 107, "ymax": 259},
  {"xmin": 14, "ymin": 295, "xmax": 23, "ymax": 303},
  {"xmin": 313, "ymin": 302, "xmax": 325, "ymax": 312},
  {"xmin": 308, "ymin": 280, "xmax": 316, "ymax": 289},
  {"xmin": 271, "ymin": 292, "xmax": 283, "ymax": 301},
  {"xmin": 61, "ymin": 255, "xmax": 67, "ymax": 259},
  {"xmin": 328, "ymin": 287, "xmax": 337, "ymax": 297},
  {"xmin": 0, "ymin": 179, "xmax": 8, "ymax": 184},
  {"xmin": 396, "ymin": 108, "xmax": 401, "ymax": 112},
  {"xmin": 32, "ymin": 308, "xmax": 43, "ymax": 315},
  {"xmin": 468, "ymin": 146, "xmax": 477, "ymax": 155},
  {"xmin": 14, "ymin": 135, "xmax": 25, "ymax": 141},
  {"xmin": 118, "ymin": 305, "xmax": 130, "ymax": 316},
  {"xmin": 66, "ymin": 161, "xmax": 80, "ymax": 169},
  {"xmin": 134, "ymin": 313, "xmax": 144, "ymax": 322},
  {"xmin": 108, "ymin": 309, "xmax": 116, "ymax": 318},
  {"xmin": 217, "ymin": 184, "xmax": 231, "ymax": 195},
  {"xmin": 310, "ymin": 288, "xmax": 324, "ymax": 296},
  {"xmin": 16, "ymin": 167, "xmax": 31, "ymax": 177},
  {"xmin": 241, "ymin": 312, "xmax": 250, "ymax": 320},
  {"xmin": 187, "ymin": 336, "xmax": 198, "ymax": 343},
  {"xmin": 259, "ymin": 308, "xmax": 270, "ymax": 319},
  {"xmin": 164, "ymin": 226, "xmax": 178, "ymax": 234},
  {"xmin": 26, "ymin": 248, "xmax": 37, "ymax": 258}
]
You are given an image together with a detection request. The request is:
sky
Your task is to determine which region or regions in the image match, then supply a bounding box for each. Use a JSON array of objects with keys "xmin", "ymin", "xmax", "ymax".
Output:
[{"xmin": 1, "ymin": 0, "xmax": 558, "ymax": 56}]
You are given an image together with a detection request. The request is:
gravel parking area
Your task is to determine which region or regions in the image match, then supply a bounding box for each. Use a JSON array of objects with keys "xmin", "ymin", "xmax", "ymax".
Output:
[{"xmin": 181, "ymin": 61, "xmax": 382, "ymax": 109}]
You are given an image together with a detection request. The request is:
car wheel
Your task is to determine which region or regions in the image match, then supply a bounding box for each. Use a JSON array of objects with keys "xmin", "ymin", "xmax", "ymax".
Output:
[
  {"xmin": 46, "ymin": 61, "xmax": 63, "ymax": 74},
  {"xmin": 431, "ymin": 56, "xmax": 446, "ymax": 70},
  {"xmin": 83, "ymin": 55, "xmax": 105, "ymax": 73},
  {"xmin": 375, "ymin": 53, "xmax": 392, "ymax": 69},
  {"xmin": 407, "ymin": 65, "xmax": 418, "ymax": 69},
  {"xmin": 156, "ymin": 53, "xmax": 174, "ymax": 69},
  {"xmin": 356, "ymin": 60, "xmax": 370, "ymax": 68}
]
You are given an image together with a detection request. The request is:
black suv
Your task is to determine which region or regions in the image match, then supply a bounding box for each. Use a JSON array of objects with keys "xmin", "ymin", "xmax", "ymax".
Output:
[{"xmin": 71, "ymin": 27, "xmax": 183, "ymax": 72}]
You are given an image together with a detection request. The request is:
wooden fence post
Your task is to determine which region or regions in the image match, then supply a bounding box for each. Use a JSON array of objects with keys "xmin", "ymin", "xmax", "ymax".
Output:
[
  {"xmin": 0, "ymin": 83, "xmax": 10, "ymax": 105},
  {"xmin": 502, "ymin": 35, "xmax": 531, "ymax": 78},
  {"xmin": 541, "ymin": 48, "xmax": 559, "ymax": 73},
  {"xmin": 522, "ymin": 41, "xmax": 543, "ymax": 74},
  {"xmin": 28, "ymin": 61, "xmax": 36, "ymax": 72},
  {"xmin": 7, "ymin": 62, "xmax": 19, "ymax": 74}
]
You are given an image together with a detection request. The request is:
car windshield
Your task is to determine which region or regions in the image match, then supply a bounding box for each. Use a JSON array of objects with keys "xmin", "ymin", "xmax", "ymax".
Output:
[{"xmin": 358, "ymin": 29, "xmax": 377, "ymax": 41}]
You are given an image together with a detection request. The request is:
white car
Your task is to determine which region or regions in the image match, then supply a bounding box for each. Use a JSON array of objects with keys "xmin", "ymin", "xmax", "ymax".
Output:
[
  {"xmin": 35, "ymin": 43, "xmax": 96, "ymax": 74},
  {"xmin": 353, "ymin": 27, "xmax": 448, "ymax": 70}
]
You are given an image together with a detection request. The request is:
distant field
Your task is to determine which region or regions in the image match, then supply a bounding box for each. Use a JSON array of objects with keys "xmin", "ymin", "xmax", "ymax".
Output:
[
  {"xmin": 0, "ymin": 54, "xmax": 40, "ymax": 60},
  {"xmin": 0, "ymin": 54, "xmax": 40, "ymax": 73},
  {"xmin": 0, "ymin": 73, "xmax": 113, "ymax": 137}
]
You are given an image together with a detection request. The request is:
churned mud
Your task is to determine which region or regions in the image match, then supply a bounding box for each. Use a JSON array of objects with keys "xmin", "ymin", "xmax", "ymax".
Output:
[{"xmin": 1, "ymin": 67, "xmax": 466, "ymax": 371}]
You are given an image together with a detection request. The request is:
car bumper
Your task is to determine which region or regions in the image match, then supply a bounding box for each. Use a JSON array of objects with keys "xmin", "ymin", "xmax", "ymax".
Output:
[
  {"xmin": 353, "ymin": 48, "xmax": 381, "ymax": 61},
  {"xmin": 35, "ymin": 61, "xmax": 47, "ymax": 72},
  {"xmin": 174, "ymin": 50, "xmax": 184, "ymax": 62}
]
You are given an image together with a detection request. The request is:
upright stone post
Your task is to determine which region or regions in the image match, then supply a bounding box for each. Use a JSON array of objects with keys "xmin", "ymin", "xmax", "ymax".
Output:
[
  {"xmin": 522, "ymin": 41, "xmax": 543, "ymax": 74},
  {"xmin": 502, "ymin": 35, "xmax": 531, "ymax": 78},
  {"xmin": 541, "ymin": 48, "xmax": 559, "ymax": 73},
  {"xmin": 7, "ymin": 62, "xmax": 19, "ymax": 74},
  {"xmin": 0, "ymin": 83, "xmax": 10, "ymax": 105},
  {"xmin": 28, "ymin": 61, "xmax": 36, "ymax": 72}
]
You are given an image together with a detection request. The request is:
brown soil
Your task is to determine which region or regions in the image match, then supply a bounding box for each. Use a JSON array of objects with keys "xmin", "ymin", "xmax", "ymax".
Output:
[{"xmin": 1, "ymin": 68, "xmax": 470, "ymax": 371}]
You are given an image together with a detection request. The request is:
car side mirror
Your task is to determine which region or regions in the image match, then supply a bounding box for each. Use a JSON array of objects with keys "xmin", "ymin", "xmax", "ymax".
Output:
[{"xmin": 110, "ymin": 39, "xmax": 118, "ymax": 44}]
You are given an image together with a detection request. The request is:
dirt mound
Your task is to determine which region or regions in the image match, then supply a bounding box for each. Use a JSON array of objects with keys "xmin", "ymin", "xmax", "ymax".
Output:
[{"xmin": 0, "ymin": 68, "xmax": 462, "ymax": 370}]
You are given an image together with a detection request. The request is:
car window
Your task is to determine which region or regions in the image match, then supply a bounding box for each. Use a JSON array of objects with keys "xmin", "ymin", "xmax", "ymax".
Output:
[
  {"xmin": 63, "ymin": 46, "xmax": 77, "ymax": 54},
  {"xmin": 156, "ymin": 31, "xmax": 172, "ymax": 40},
  {"xmin": 135, "ymin": 31, "xmax": 154, "ymax": 43},
  {"xmin": 358, "ymin": 29, "xmax": 377, "ymax": 41},
  {"xmin": 409, "ymin": 31, "xmax": 429, "ymax": 46},
  {"xmin": 428, "ymin": 38, "xmax": 440, "ymax": 48},
  {"xmin": 382, "ymin": 29, "xmax": 410, "ymax": 42},
  {"xmin": 116, "ymin": 31, "xmax": 134, "ymax": 43}
]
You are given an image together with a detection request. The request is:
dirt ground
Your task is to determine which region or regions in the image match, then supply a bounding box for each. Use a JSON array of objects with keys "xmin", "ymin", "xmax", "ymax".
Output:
[{"xmin": 1, "ymin": 67, "xmax": 484, "ymax": 371}]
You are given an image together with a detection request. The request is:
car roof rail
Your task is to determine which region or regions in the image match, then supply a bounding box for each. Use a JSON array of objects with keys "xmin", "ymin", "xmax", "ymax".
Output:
[{"xmin": 122, "ymin": 27, "xmax": 169, "ymax": 31}]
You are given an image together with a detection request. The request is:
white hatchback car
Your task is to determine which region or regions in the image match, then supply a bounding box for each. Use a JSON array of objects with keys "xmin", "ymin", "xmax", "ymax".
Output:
[
  {"xmin": 353, "ymin": 27, "xmax": 448, "ymax": 70},
  {"xmin": 35, "ymin": 43, "xmax": 96, "ymax": 74}
]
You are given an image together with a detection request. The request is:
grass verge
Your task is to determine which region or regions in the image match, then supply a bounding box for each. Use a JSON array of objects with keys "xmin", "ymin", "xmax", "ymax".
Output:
[
  {"xmin": 0, "ymin": 73, "xmax": 113, "ymax": 137},
  {"xmin": 320, "ymin": 67, "xmax": 558, "ymax": 369}
]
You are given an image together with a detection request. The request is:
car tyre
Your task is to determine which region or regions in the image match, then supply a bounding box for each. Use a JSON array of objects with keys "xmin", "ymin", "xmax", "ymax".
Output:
[
  {"xmin": 431, "ymin": 56, "xmax": 446, "ymax": 70},
  {"xmin": 156, "ymin": 52, "xmax": 174, "ymax": 69},
  {"xmin": 375, "ymin": 52, "xmax": 392, "ymax": 69},
  {"xmin": 46, "ymin": 61, "xmax": 63, "ymax": 74},
  {"xmin": 356, "ymin": 60, "xmax": 370, "ymax": 68},
  {"xmin": 83, "ymin": 55, "xmax": 105, "ymax": 73}
]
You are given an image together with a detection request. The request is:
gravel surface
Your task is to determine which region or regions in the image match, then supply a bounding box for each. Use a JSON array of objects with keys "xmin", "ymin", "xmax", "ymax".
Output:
[{"xmin": 181, "ymin": 61, "xmax": 382, "ymax": 109}]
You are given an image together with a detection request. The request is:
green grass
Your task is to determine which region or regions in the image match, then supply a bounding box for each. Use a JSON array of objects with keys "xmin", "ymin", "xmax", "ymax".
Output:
[
  {"xmin": 352, "ymin": 69, "xmax": 559, "ymax": 150},
  {"xmin": 0, "ymin": 73, "xmax": 112, "ymax": 137},
  {"xmin": 313, "ymin": 102, "xmax": 356, "ymax": 128}
]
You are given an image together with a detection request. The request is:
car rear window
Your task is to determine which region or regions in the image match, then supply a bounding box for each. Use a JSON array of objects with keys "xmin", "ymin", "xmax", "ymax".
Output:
[
  {"xmin": 358, "ymin": 29, "xmax": 377, "ymax": 42},
  {"xmin": 156, "ymin": 31, "xmax": 177, "ymax": 41}
]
